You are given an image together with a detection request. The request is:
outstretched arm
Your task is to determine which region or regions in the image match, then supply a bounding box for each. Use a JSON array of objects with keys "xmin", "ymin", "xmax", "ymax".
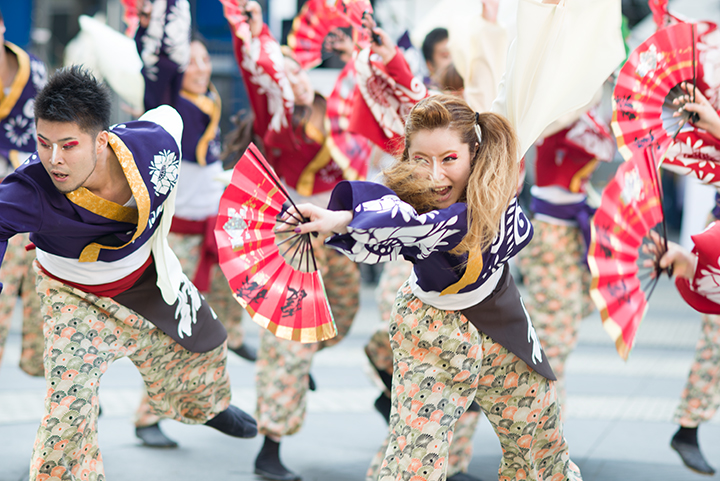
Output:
[
  {"xmin": 225, "ymin": 0, "xmax": 294, "ymax": 141},
  {"xmin": 135, "ymin": 0, "xmax": 191, "ymax": 110}
]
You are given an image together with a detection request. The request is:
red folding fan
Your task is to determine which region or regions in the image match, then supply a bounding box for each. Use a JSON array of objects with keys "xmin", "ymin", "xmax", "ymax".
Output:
[
  {"xmin": 214, "ymin": 143, "xmax": 336, "ymax": 343},
  {"xmin": 287, "ymin": 0, "xmax": 370, "ymax": 69},
  {"xmin": 325, "ymin": 60, "xmax": 371, "ymax": 182},
  {"xmin": 613, "ymin": 22, "xmax": 701, "ymax": 163},
  {"xmin": 588, "ymin": 148, "xmax": 670, "ymax": 360},
  {"xmin": 335, "ymin": 0, "xmax": 373, "ymax": 30},
  {"xmin": 219, "ymin": 0, "xmax": 251, "ymax": 40}
]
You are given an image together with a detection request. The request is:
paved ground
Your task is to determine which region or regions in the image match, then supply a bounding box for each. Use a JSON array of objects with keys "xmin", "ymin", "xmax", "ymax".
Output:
[{"xmin": 1, "ymin": 271, "xmax": 720, "ymax": 481}]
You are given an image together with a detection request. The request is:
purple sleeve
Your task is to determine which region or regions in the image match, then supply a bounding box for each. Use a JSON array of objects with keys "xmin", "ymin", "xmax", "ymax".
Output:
[
  {"xmin": 325, "ymin": 181, "xmax": 468, "ymax": 264},
  {"xmin": 0, "ymin": 172, "xmax": 45, "ymax": 293},
  {"xmin": 135, "ymin": 0, "xmax": 190, "ymax": 110}
]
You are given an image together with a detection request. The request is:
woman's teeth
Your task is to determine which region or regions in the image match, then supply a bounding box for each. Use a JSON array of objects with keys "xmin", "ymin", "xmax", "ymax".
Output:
[{"xmin": 433, "ymin": 186, "xmax": 450, "ymax": 196}]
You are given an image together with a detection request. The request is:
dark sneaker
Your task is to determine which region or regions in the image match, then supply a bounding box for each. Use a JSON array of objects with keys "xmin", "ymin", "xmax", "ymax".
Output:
[
  {"xmin": 230, "ymin": 343, "xmax": 258, "ymax": 362},
  {"xmin": 671, "ymin": 434, "xmax": 716, "ymax": 475},
  {"xmin": 255, "ymin": 437, "xmax": 302, "ymax": 481},
  {"xmin": 135, "ymin": 423, "xmax": 179, "ymax": 448},
  {"xmin": 205, "ymin": 405, "xmax": 258, "ymax": 438}
]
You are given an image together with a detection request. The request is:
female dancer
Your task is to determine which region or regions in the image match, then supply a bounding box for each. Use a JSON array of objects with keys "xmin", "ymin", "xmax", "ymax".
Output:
[{"xmin": 283, "ymin": 0, "xmax": 624, "ymax": 478}]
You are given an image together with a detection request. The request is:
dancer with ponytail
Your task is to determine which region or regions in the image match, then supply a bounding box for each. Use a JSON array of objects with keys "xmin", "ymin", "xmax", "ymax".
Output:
[{"xmin": 281, "ymin": 0, "xmax": 624, "ymax": 478}]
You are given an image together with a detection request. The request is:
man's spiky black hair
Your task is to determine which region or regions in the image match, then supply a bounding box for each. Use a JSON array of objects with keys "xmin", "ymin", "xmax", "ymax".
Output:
[{"xmin": 34, "ymin": 65, "xmax": 111, "ymax": 135}]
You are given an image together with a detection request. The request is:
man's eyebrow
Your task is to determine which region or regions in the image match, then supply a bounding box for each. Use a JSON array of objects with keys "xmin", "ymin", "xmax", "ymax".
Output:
[{"xmin": 37, "ymin": 134, "xmax": 78, "ymax": 142}]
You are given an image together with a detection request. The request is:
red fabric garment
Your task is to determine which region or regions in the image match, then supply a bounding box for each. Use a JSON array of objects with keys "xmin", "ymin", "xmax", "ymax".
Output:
[
  {"xmin": 535, "ymin": 111, "xmax": 614, "ymax": 194},
  {"xmin": 230, "ymin": 22, "xmax": 365, "ymax": 196},
  {"xmin": 170, "ymin": 216, "xmax": 218, "ymax": 293},
  {"xmin": 36, "ymin": 255, "xmax": 153, "ymax": 298},
  {"xmin": 675, "ymin": 222, "xmax": 720, "ymax": 314},
  {"xmin": 349, "ymin": 47, "xmax": 429, "ymax": 154}
]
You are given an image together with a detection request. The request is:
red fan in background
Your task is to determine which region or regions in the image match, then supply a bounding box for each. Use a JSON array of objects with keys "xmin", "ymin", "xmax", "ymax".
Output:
[
  {"xmin": 121, "ymin": 0, "xmax": 139, "ymax": 36},
  {"xmin": 214, "ymin": 144, "xmax": 336, "ymax": 343},
  {"xmin": 335, "ymin": 0, "xmax": 373, "ymax": 30},
  {"xmin": 286, "ymin": 0, "xmax": 369, "ymax": 70},
  {"xmin": 219, "ymin": 0, "xmax": 251, "ymax": 40},
  {"xmin": 588, "ymin": 148, "xmax": 671, "ymax": 360},
  {"xmin": 325, "ymin": 60, "xmax": 371, "ymax": 183},
  {"xmin": 612, "ymin": 22, "xmax": 701, "ymax": 164}
]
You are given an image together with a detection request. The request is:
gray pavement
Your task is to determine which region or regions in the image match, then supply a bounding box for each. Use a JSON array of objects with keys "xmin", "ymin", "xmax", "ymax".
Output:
[{"xmin": 1, "ymin": 274, "xmax": 719, "ymax": 481}]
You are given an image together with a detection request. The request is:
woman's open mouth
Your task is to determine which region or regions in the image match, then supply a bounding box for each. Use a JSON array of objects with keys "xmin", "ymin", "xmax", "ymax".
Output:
[{"xmin": 433, "ymin": 186, "xmax": 451, "ymax": 198}]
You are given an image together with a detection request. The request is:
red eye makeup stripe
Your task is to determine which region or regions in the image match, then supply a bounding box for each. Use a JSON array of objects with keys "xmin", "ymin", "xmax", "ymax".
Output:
[
  {"xmin": 63, "ymin": 141, "xmax": 79, "ymax": 147},
  {"xmin": 446, "ymin": 153, "xmax": 458, "ymax": 159}
]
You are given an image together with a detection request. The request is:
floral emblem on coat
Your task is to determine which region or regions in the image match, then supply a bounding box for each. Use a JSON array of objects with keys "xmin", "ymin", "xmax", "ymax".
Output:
[
  {"xmin": 150, "ymin": 149, "xmax": 179, "ymax": 196},
  {"xmin": 4, "ymin": 115, "xmax": 32, "ymax": 147}
]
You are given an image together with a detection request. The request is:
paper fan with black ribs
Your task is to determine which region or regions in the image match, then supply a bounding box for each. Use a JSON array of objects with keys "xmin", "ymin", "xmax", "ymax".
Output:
[
  {"xmin": 588, "ymin": 147, "xmax": 673, "ymax": 360},
  {"xmin": 612, "ymin": 22, "xmax": 701, "ymax": 164},
  {"xmin": 287, "ymin": 0, "xmax": 369, "ymax": 69},
  {"xmin": 214, "ymin": 143, "xmax": 336, "ymax": 343}
]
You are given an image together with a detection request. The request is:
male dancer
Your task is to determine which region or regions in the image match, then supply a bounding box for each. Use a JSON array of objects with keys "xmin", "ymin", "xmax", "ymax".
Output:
[{"xmin": 0, "ymin": 66, "xmax": 256, "ymax": 480}]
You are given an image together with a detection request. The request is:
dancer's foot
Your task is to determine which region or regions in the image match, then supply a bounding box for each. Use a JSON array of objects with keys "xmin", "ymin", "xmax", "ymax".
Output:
[
  {"xmin": 205, "ymin": 405, "xmax": 257, "ymax": 438},
  {"xmin": 374, "ymin": 392, "xmax": 391, "ymax": 423},
  {"xmin": 671, "ymin": 426, "xmax": 716, "ymax": 475},
  {"xmin": 230, "ymin": 343, "xmax": 257, "ymax": 362},
  {"xmin": 448, "ymin": 472, "xmax": 484, "ymax": 481},
  {"xmin": 135, "ymin": 423, "xmax": 179, "ymax": 448},
  {"xmin": 255, "ymin": 437, "xmax": 302, "ymax": 481},
  {"xmin": 308, "ymin": 373, "xmax": 317, "ymax": 391}
]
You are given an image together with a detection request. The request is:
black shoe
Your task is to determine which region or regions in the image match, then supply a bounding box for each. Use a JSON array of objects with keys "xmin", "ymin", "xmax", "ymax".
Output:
[
  {"xmin": 308, "ymin": 373, "xmax": 316, "ymax": 391},
  {"xmin": 231, "ymin": 343, "xmax": 258, "ymax": 362},
  {"xmin": 448, "ymin": 472, "xmax": 484, "ymax": 481},
  {"xmin": 671, "ymin": 430, "xmax": 716, "ymax": 475},
  {"xmin": 205, "ymin": 405, "xmax": 258, "ymax": 438},
  {"xmin": 374, "ymin": 392, "xmax": 391, "ymax": 423},
  {"xmin": 135, "ymin": 423, "xmax": 179, "ymax": 448},
  {"xmin": 255, "ymin": 437, "xmax": 302, "ymax": 481}
]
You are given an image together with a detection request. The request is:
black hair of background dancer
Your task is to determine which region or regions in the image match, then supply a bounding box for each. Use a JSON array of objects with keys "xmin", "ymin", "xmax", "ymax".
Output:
[
  {"xmin": 421, "ymin": 27, "xmax": 449, "ymax": 65},
  {"xmin": 34, "ymin": 65, "xmax": 112, "ymax": 136}
]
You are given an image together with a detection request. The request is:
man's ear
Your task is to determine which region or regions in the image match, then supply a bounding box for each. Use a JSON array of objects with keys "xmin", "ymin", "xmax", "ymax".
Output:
[{"xmin": 95, "ymin": 130, "xmax": 109, "ymax": 155}]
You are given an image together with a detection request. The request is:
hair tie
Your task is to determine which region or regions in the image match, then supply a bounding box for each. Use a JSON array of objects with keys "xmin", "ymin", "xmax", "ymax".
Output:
[{"xmin": 474, "ymin": 112, "xmax": 482, "ymax": 144}]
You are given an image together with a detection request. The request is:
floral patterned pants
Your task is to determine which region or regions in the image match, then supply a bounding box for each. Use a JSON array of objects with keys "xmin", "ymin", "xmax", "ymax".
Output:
[
  {"xmin": 517, "ymin": 221, "xmax": 593, "ymax": 408},
  {"xmin": 135, "ymin": 232, "xmax": 246, "ymax": 428},
  {"xmin": 0, "ymin": 233, "xmax": 44, "ymax": 376},
  {"xmin": 366, "ymin": 259, "xmax": 481, "ymax": 479},
  {"xmin": 255, "ymin": 241, "xmax": 360, "ymax": 438},
  {"xmin": 31, "ymin": 265, "xmax": 232, "ymax": 481},
  {"xmin": 674, "ymin": 313, "xmax": 720, "ymax": 427},
  {"xmin": 374, "ymin": 281, "xmax": 581, "ymax": 481}
]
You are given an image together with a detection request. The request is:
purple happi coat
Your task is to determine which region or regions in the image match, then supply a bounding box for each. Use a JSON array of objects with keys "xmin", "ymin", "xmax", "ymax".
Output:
[
  {"xmin": 0, "ymin": 113, "xmax": 226, "ymax": 352},
  {"xmin": 326, "ymin": 180, "xmax": 556, "ymax": 380}
]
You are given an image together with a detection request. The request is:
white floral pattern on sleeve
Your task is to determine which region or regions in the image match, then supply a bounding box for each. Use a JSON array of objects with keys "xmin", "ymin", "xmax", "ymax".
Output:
[
  {"xmin": 695, "ymin": 262, "xmax": 720, "ymax": 306},
  {"xmin": 240, "ymin": 38, "xmax": 294, "ymax": 133},
  {"xmin": 340, "ymin": 195, "xmax": 461, "ymax": 263}
]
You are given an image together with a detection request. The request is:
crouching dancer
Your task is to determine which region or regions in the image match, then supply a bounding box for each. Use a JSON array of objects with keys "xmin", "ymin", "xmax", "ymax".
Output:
[{"xmin": 0, "ymin": 66, "xmax": 257, "ymax": 481}]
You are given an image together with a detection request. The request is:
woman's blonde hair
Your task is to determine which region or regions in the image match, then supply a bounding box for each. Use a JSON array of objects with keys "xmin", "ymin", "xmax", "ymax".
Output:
[{"xmin": 383, "ymin": 95, "xmax": 519, "ymax": 256}]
